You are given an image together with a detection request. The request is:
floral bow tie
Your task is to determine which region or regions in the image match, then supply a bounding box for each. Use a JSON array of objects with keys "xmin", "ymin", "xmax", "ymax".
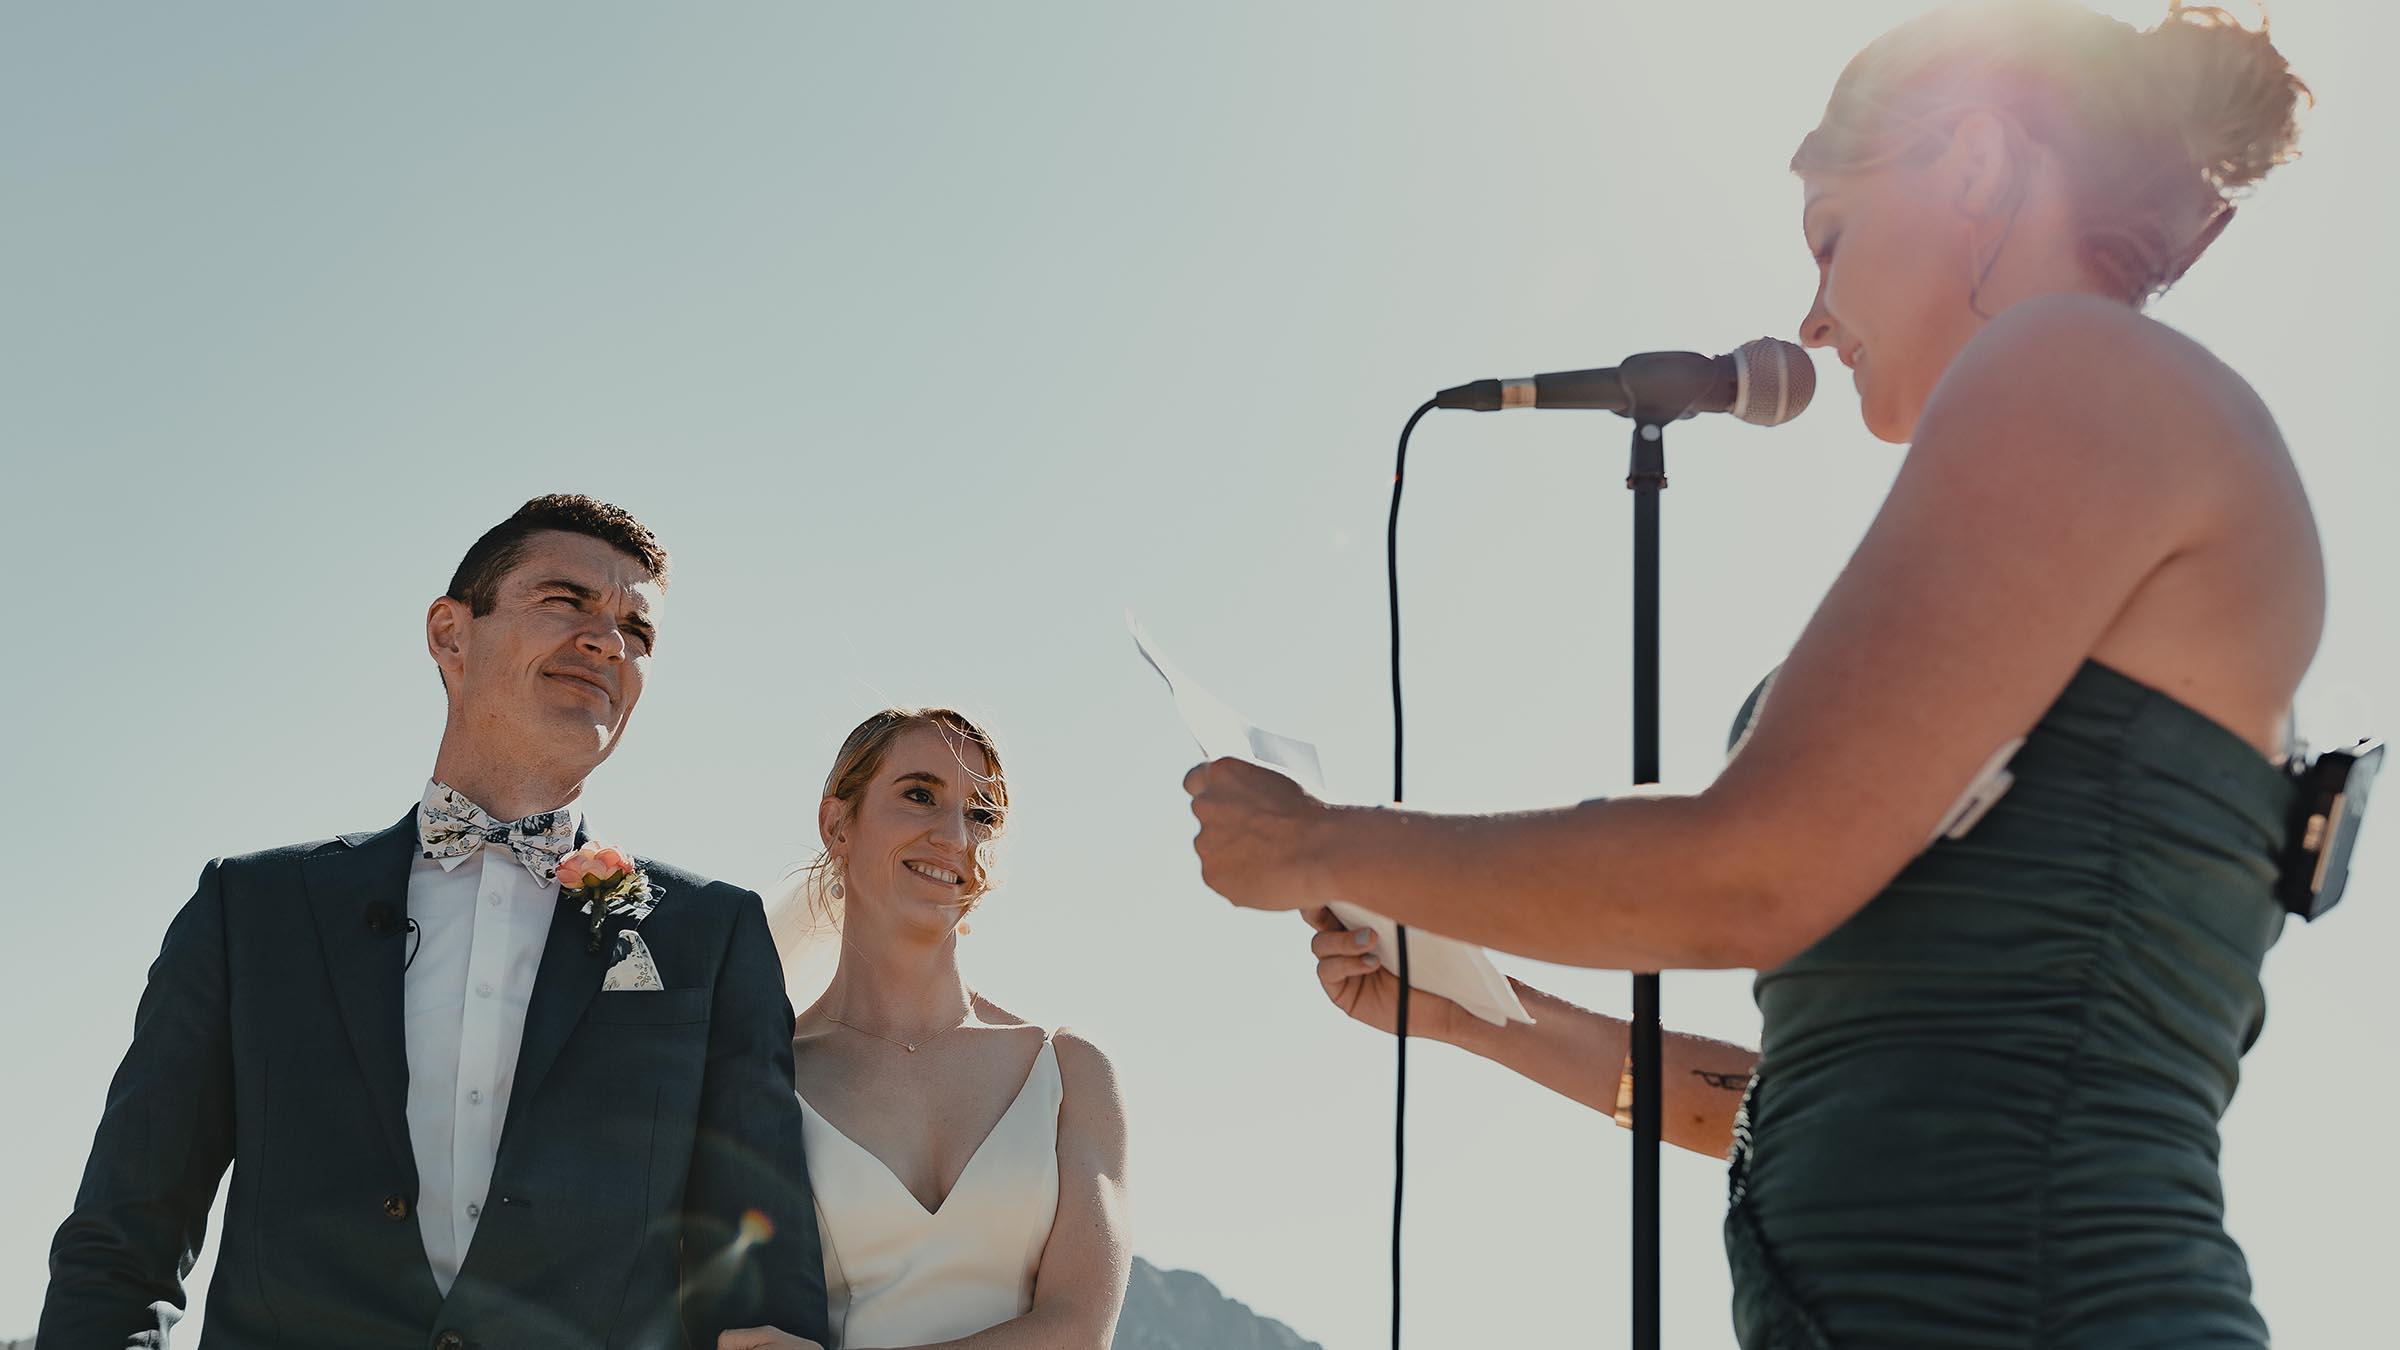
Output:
[{"xmin": 416, "ymin": 784, "xmax": 578, "ymax": 884}]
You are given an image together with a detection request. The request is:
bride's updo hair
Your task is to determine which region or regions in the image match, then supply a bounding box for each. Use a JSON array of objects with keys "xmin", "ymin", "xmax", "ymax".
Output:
[
  {"xmin": 768, "ymin": 707, "xmax": 1009, "ymax": 956},
  {"xmin": 1793, "ymin": 1, "xmax": 2309, "ymax": 300}
]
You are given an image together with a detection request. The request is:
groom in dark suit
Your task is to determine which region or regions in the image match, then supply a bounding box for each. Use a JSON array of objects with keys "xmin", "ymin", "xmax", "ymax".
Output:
[{"xmin": 40, "ymin": 495, "xmax": 828, "ymax": 1349}]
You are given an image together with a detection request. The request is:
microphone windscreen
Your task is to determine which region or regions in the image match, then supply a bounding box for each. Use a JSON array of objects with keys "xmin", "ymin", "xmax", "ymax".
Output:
[{"xmin": 1731, "ymin": 338, "xmax": 1815, "ymax": 427}]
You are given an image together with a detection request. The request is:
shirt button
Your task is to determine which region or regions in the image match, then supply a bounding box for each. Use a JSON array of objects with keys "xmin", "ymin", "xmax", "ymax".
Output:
[
  {"xmin": 466, "ymin": 1202, "xmax": 481, "ymax": 1220},
  {"xmin": 468, "ymin": 1089, "xmax": 484, "ymax": 1105},
  {"xmin": 488, "ymin": 893, "xmax": 502, "ymax": 907},
  {"xmin": 476, "ymin": 982, "xmax": 493, "ymax": 998},
  {"xmin": 383, "ymin": 1194, "xmax": 410, "ymax": 1220}
]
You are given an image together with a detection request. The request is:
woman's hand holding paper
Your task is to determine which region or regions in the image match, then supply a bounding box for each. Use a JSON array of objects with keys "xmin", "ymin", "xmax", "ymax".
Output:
[
  {"xmin": 1304, "ymin": 907, "xmax": 1463, "ymax": 1042},
  {"xmin": 1182, "ymin": 756, "xmax": 1335, "ymax": 912}
]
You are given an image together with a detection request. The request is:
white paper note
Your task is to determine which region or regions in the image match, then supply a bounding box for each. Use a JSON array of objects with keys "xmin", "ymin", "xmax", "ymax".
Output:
[{"xmin": 1133, "ymin": 616, "xmax": 1532, "ymax": 1027}]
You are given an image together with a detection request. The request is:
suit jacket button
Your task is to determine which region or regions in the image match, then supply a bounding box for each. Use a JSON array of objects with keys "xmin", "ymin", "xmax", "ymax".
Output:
[
  {"xmin": 434, "ymin": 1332, "xmax": 464, "ymax": 1350},
  {"xmin": 383, "ymin": 1194, "xmax": 410, "ymax": 1220}
]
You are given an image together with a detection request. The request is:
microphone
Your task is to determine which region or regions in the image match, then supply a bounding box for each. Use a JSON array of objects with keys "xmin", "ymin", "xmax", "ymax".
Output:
[
  {"xmin": 1433, "ymin": 337, "xmax": 1815, "ymax": 426},
  {"xmin": 364, "ymin": 902, "xmax": 399, "ymax": 935}
]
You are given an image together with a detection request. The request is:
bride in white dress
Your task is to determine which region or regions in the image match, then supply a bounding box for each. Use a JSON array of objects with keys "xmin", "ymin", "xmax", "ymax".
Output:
[{"xmin": 725, "ymin": 708, "xmax": 1131, "ymax": 1350}]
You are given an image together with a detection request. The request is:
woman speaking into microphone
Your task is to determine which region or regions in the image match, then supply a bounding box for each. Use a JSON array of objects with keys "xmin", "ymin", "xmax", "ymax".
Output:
[{"xmin": 1183, "ymin": 3, "xmax": 2321, "ymax": 1345}]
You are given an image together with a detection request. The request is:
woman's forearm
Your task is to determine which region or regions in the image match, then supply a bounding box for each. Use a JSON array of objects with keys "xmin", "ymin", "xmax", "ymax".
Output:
[
  {"xmin": 1314, "ymin": 794, "xmax": 1795, "ymax": 971},
  {"xmin": 1445, "ymin": 979, "xmax": 1757, "ymax": 1160}
]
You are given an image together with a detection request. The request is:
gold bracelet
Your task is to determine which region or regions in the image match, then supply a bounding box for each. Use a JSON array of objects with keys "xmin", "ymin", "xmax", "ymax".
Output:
[{"xmin": 1613, "ymin": 1053, "xmax": 1635, "ymax": 1129}]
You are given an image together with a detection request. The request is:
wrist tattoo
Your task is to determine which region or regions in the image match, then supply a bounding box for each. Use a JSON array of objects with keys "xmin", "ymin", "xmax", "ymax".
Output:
[{"xmin": 1691, "ymin": 1068, "xmax": 1748, "ymax": 1091}]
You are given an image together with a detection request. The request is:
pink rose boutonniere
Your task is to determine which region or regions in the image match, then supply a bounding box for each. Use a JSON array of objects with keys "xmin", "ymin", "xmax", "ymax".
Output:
[{"xmin": 558, "ymin": 844, "xmax": 662, "ymax": 953}]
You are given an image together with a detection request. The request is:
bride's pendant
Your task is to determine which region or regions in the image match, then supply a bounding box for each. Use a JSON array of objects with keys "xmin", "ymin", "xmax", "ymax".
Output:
[{"xmin": 827, "ymin": 993, "xmax": 975, "ymax": 1055}]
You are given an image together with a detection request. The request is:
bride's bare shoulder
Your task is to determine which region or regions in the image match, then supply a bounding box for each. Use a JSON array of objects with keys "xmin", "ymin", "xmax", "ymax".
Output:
[
  {"xmin": 967, "ymin": 992, "xmax": 1044, "ymax": 1036},
  {"xmin": 966, "ymin": 997, "xmax": 1121, "ymax": 1120},
  {"xmin": 1049, "ymin": 1029, "xmax": 1128, "ymax": 1157}
]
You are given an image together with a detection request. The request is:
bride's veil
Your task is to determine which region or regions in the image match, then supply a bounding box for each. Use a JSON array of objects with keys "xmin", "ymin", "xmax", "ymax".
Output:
[{"xmin": 763, "ymin": 854, "xmax": 842, "ymax": 1004}]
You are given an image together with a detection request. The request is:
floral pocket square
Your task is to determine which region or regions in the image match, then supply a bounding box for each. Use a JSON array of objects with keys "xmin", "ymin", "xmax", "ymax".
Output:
[{"xmin": 602, "ymin": 929, "xmax": 664, "ymax": 991}]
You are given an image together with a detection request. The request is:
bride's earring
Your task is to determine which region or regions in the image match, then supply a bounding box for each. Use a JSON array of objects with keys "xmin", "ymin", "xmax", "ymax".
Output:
[{"xmin": 828, "ymin": 857, "xmax": 846, "ymax": 902}]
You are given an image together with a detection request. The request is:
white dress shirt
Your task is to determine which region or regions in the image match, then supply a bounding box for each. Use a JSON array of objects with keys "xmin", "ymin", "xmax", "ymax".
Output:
[{"xmin": 402, "ymin": 781, "xmax": 580, "ymax": 1297}]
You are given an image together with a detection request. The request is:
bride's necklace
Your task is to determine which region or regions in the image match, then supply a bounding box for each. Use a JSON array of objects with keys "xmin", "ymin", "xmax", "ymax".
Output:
[{"xmin": 826, "ymin": 992, "xmax": 976, "ymax": 1054}]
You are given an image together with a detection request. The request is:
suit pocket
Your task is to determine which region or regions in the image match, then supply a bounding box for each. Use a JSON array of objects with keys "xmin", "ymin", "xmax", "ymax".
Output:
[{"xmin": 588, "ymin": 987, "xmax": 710, "ymax": 1026}]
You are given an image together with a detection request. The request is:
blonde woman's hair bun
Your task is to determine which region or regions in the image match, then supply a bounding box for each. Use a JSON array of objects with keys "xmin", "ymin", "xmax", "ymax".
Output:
[
  {"xmin": 2137, "ymin": 3, "xmax": 2310, "ymax": 195},
  {"xmin": 1794, "ymin": 0, "xmax": 2312, "ymax": 300}
]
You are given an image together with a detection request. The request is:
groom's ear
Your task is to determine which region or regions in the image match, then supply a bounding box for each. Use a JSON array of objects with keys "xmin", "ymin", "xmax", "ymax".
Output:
[{"xmin": 427, "ymin": 595, "xmax": 471, "ymax": 693}]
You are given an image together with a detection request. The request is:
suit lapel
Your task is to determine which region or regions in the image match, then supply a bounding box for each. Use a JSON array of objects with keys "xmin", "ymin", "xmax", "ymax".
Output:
[
  {"xmin": 498, "ymin": 827, "xmax": 612, "ymax": 1150},
  {"xmin": 303, "ymin": 809, "xmax": 420, "ymax": 1181}
]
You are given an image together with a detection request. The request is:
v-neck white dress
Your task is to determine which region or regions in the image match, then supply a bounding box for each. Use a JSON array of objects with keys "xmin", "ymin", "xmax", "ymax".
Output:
[{"xmin": 797, "ymin": 1031, "xmax": 1062, "ymax": 1349}]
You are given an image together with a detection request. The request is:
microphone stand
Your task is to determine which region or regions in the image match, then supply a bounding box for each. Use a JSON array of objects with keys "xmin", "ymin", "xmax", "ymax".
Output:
[
  {"xmin": 1425, "ymin": 345, "xmax": 1807, "ymax": 1350},
  {"xmin": 1626, "ymin": 412, "xmax": 1667, "ymax": 1350}
]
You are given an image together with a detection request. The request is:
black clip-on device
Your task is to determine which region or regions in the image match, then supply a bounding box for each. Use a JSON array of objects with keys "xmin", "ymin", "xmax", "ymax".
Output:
[{"xmin": 2279, "ymin": 738, "xmax": 2381, "ymax": 920}]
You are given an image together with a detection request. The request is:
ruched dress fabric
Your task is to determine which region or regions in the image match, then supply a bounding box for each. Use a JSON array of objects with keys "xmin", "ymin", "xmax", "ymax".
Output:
[
  {"xmin": 798, "ymin": 1031, "xmax": 1061, "ymax": 1350},
  {"xmin": 1724, "ymin": 661, "xmax": 2293, "ymax": 1348}
]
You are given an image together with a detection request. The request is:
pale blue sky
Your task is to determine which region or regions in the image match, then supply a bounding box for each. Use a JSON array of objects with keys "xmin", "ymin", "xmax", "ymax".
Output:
[{"xmin": 5, "ymin": 3, "xmax": 2393, "ymax": 1345}]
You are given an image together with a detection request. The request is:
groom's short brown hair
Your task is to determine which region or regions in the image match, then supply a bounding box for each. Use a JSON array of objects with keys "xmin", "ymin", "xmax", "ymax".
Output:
[{"xmin": 446, "ymin": 494, "xmax": 671, "ymax": 615}]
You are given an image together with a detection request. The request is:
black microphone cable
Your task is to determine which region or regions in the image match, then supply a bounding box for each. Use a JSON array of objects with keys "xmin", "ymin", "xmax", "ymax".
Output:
[{"xmin": 1381, "ymin": 397, "xmax": 1436, "ymax": 1350}]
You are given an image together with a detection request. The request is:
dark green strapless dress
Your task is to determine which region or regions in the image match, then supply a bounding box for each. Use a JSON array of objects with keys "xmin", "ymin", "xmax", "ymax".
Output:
[{"xmin": 1723, "ymin": 660, "xmax": 2295, "ymax": 1348}]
